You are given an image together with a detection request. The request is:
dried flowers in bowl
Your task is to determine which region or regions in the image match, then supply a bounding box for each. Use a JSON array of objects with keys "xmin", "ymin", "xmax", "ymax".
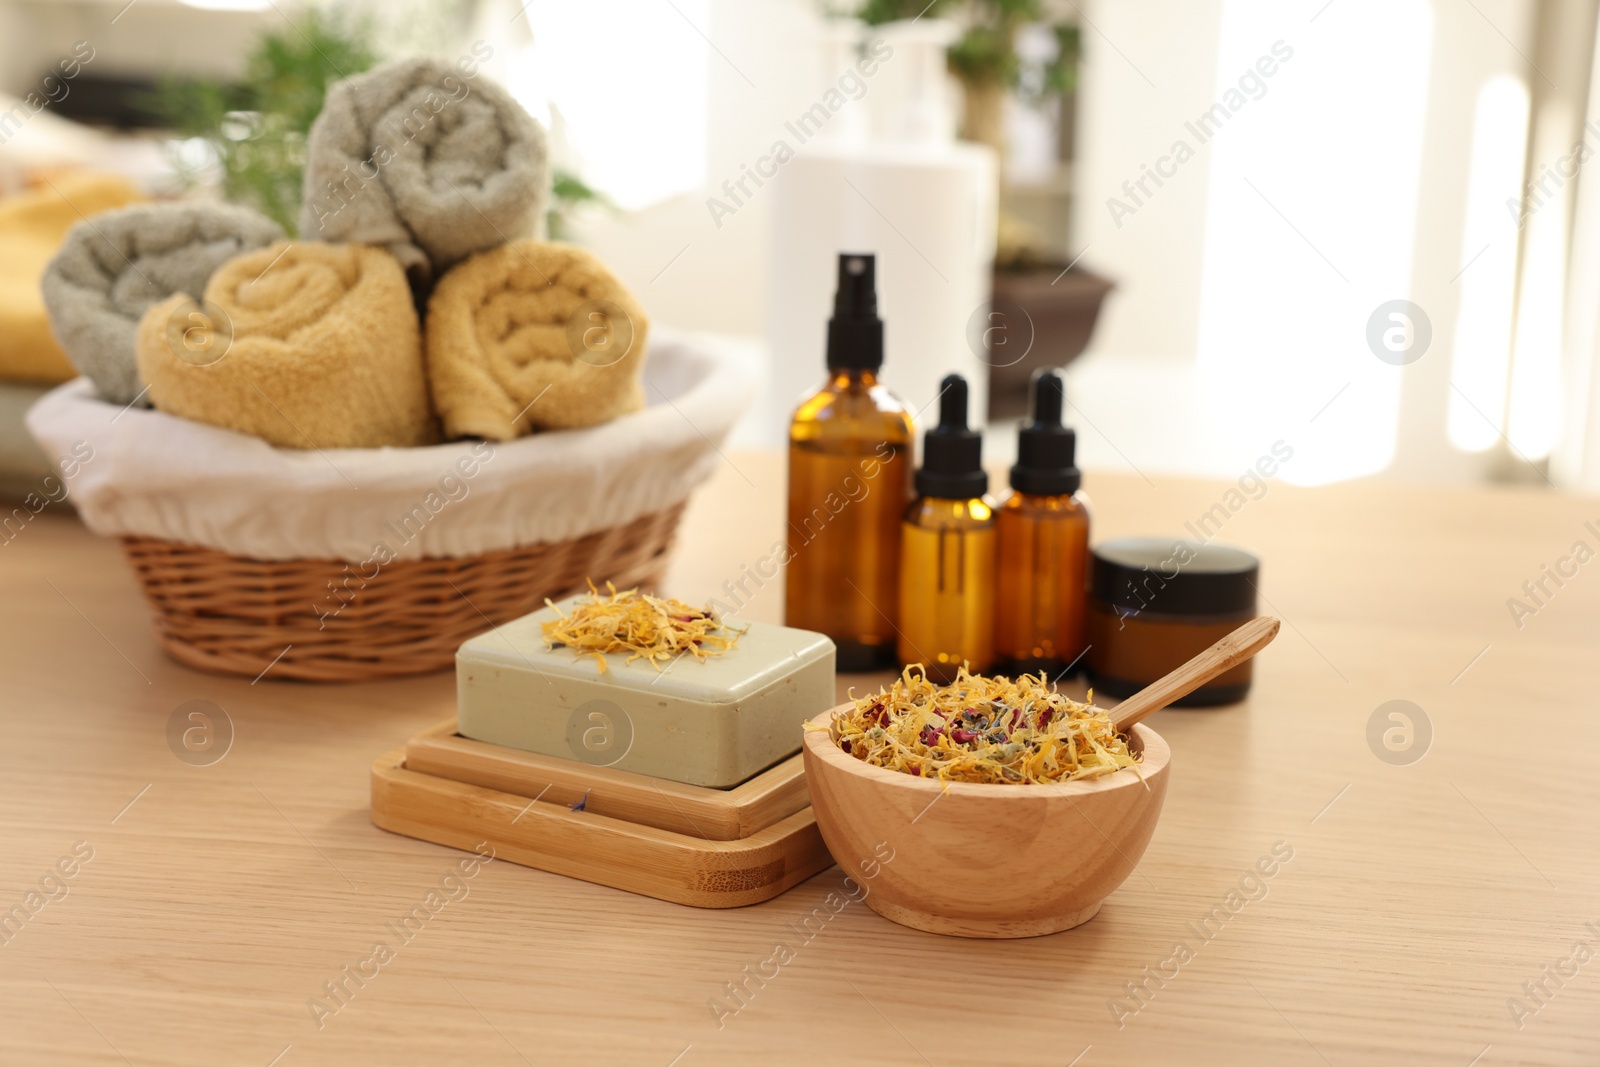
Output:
[
  {"xmin": 800, "ymin": 667, "xmax": 1172, "ymax": 937},
  {"xmin": 824, "ymin": 665, "xmax": 1140, "ymax": 786}
]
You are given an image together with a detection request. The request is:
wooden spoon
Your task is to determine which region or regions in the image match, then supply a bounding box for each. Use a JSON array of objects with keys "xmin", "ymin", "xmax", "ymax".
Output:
[{"xmin": 1108, "ymin": 616, "xmax": 1281, "ymax": 732}]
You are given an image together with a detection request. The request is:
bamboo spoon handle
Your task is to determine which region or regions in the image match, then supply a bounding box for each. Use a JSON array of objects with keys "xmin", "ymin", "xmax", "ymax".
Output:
[{"xmin": 1108, "ymin": 616, "xmax": 1281, "ymax": 732}]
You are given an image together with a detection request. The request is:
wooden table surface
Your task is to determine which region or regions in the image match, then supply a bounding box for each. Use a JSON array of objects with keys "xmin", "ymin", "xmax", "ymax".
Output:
[{"xmin": 3, "ymin": 451, "xmax": 1597, "ymax": 1066}]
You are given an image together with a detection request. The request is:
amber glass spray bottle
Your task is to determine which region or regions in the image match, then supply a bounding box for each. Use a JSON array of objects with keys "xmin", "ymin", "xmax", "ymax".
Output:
[
  {"xmin": 996, "ymin": 369, "xmax": 1090, "ymax": 676},
  {"xmin": 898, "ymin": 373, "xmax": 996, "ymax": 682},
  {"xmin": 785, "ymin": 253, "xmax": 915, "ymax": 670}
]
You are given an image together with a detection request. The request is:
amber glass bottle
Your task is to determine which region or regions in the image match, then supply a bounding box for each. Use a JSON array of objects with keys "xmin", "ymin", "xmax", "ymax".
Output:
[
  {"xmin": 785, "ymin": 254, "xmax": 915, "ymax": 670},
  {"xmin": 898, "ymin": 374, "xmax": 996, "ymax": 682},
  {"xmin": 996, "ymin": 370, "xmax": 1089, "ymax": 676}
]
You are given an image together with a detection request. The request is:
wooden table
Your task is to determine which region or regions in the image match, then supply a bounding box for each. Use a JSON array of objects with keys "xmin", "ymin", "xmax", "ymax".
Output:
[{"xmin": 3, "ymin": 451, "xmax": 1596, "ymax": 1066}]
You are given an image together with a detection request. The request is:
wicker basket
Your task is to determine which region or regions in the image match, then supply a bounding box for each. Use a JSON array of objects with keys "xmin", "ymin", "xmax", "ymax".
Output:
[
  {"xmin": 119, "ymin": 502, "xmax": 685, "ymax": 682},
  {"xmin": 30, "ymin": 331, "xmax": 753, "ymax": 683}
]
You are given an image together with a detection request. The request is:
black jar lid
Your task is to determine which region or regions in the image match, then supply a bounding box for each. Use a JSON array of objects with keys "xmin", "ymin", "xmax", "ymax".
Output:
[{"xmin": 1091, "ymin": 538, "xmax": 1259, "ymax": 616}]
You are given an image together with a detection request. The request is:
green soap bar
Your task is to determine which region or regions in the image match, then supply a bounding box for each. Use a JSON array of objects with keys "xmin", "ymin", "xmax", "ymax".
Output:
[{"xmin": 455, "ymin": 596, "xmax": 836, "ymax": 788}]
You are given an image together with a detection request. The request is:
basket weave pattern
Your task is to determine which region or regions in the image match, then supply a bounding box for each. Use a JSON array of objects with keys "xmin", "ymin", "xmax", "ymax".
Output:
[{"xmin": 119, "ymin": 503, "xmax": 685, "ymax": 682}]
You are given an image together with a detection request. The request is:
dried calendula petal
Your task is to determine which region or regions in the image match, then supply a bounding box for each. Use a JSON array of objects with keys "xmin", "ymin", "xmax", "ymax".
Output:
[
  {"xmin": 541, "ymin": 582, "xmax": 747, "ymax": 673},
  {"xmin": 815, "ymin": 664, "xmax": 1141, "ymax": 786}
]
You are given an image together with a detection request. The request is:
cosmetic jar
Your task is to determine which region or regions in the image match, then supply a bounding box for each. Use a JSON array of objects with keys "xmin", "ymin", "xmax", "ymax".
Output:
[{"xmin": 1086, "ymin": 538, "xmax": 1260, "ymax": 706}]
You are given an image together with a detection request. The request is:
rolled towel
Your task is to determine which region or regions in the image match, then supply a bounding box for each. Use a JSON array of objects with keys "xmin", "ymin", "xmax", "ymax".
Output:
[
  {"xmin": 426, "ymin": 241, "xmax": 648, "ymax": 441},
  {"xmin": 41, "ymin": 202, "xmax": 283, "ymax": 406},
  {"xmin": 136, "ymin": 241, "xmax": 440, "ymax": 449},
  {"xmin": 300, "ymin": 57, "xmax": 548, "ymax": 293},
  {"xmin": 0, "ymin": 173, "xmax": 142, "ymax": 385}
]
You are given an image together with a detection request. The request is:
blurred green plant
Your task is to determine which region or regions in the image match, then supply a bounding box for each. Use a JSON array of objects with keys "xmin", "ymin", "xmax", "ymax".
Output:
[
  {"xmin": 547, "ymin": 169, "xmax": 616, "ymax": 242},
  {"xmin": 153, "ymin": 11, "xmax": 378, "ymax": 234},
  {"xmin": 856, "ymin": 0, "xmax": 1079, "ymax": 152}
]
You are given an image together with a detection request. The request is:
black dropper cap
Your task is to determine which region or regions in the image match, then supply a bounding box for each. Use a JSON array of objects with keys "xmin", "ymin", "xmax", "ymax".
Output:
[
  {"xmin": 916, "ymin": 374, "xmax": 987, "ymax": 499},
  {"xmin": 825, "ymin": 253, "xmax": 884, "ymax": 371},
  {"xmin": 1010, "ymin": 369, "xmax": 1080, "ymax": 496}
]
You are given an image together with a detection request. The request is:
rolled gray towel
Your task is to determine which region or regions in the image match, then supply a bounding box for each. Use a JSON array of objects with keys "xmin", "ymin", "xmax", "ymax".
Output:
[
  {"xmin": 40, "ymin": 203, "xmax": 283, "ymax": 406},
  {"xmin": 300, "ymin": 57, "xmax": 549, "ymax": 293}
]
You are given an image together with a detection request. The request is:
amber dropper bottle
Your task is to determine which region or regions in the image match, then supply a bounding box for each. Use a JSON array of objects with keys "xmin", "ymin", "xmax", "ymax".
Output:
[
  {"xmin": 785, "ymin": 253, "xmax": 915, "ymax": 670},
  {"xmin": 898, "ymin": 374, "xmax": 996, "ymax": 682},
  {"xmin": 996, "ymin": 369, "xmax": 1090, "ymax": 677}
]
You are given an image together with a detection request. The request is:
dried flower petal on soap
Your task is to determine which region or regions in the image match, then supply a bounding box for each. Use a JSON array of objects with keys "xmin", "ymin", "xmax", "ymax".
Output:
[{"xmin": 541, "ymin": 582, "xmax": 747, "ymax": 672}]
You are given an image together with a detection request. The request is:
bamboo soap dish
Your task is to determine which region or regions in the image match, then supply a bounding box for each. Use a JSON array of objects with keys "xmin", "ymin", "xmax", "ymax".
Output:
[{"xmin": 370, "ymin": 721, "xmax": 833, "ymax": 908}]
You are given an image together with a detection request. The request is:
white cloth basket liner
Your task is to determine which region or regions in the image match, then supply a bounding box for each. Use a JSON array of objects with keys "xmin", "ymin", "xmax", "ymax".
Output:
[{"xmin": 26, "ymin": 329, "xmax": 759, "ymax": 562}]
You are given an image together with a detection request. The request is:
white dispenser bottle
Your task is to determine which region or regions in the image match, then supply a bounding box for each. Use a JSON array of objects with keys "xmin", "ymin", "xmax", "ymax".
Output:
[{"xmin": 766, "ymin": 18, "xmax": 998, "ymax": 434}]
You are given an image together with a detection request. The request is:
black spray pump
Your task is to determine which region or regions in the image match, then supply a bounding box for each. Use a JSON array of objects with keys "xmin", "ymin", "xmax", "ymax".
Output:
[
  {"xmin": 825, "ymin": 253, "xmax": 884, "ymax": 371},
  {"xmin": 916, "ymin": 374, "xmax": 987, "ymax": 499},
  {"xmin": 1010, "ymin": 369, "xmax": 1080, "ymax": 496}
]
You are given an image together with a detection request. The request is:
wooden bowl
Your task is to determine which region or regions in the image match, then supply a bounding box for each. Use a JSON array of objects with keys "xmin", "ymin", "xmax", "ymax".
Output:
[{"xmin": 801, "ymin": 708, "xmax": 1170, "ymax": 938}]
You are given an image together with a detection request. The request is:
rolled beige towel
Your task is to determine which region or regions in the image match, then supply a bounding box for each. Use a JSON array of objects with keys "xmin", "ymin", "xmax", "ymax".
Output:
[
  {"xmin": 136, "ymin": 241, "xmax": 439, "ymax": 449},
  {"xmin": 425, "ymin": 241, "xmax": 648, "ymax": 441}
]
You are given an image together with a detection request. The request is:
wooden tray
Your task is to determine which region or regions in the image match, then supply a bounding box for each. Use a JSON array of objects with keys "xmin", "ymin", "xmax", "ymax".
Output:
[
  {"xmin": 404, "ymin": 722, "xmax": 809, "ymax": 840},
  {"xmin": 370, "ymin": 726, "xmax": 833, "ymax": 909}
]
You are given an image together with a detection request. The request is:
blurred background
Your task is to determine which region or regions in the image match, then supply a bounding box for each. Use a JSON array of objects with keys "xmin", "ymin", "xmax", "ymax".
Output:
[{"xmin": 3, "ymin": 0, "xmax": 1598, "ymax": 490}]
